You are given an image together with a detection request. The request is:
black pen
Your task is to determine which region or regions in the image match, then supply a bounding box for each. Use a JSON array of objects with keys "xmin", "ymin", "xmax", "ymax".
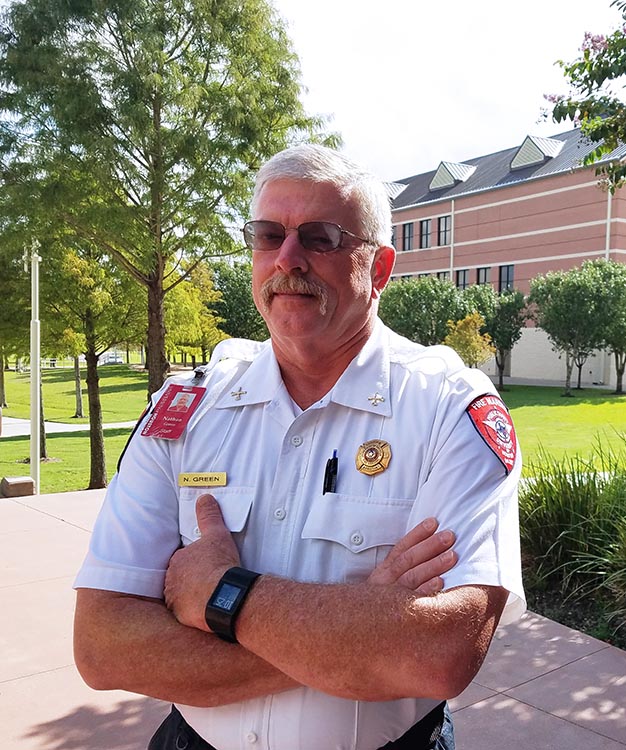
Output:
[{"xmin": 323, "ymin": 449, "xmax": 338, "ymax": 494}]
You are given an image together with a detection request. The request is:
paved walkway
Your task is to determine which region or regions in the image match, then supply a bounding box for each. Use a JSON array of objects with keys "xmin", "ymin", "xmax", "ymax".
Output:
[
  {"xmin": 1, "ymin": 488, "xmax": 625, "ymax": 750},
  {"xmin": 0, "ymin": 416, "xmax": 135, "ymax": 439}
]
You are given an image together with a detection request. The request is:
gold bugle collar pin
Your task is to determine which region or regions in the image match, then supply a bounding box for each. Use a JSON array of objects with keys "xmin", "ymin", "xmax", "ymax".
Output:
[{"xmin": 356, "ymin": 439, "xmax": 391, "ymax": 476}]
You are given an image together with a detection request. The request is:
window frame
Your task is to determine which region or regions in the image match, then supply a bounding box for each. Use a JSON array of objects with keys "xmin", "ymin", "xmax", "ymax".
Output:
[
  {"xmin": 437, "ymin": 215, "xmax": 452, "ymax": 246},
  {"xmin": 419, "ymin": 219, "xmax": 432, "ymax": 249},
  {"xmin": 402, "ymin": 222, "xmax": 414, "ymax": 251},
  {"xmin": 498, "ymin": 264, "xmax": 514, "ymax": 292}
]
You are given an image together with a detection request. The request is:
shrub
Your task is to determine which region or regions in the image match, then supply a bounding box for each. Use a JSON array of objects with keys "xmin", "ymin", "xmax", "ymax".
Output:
[{"xmin": 519, "ymin": 440, "xmax": 626, "ymax": 633}]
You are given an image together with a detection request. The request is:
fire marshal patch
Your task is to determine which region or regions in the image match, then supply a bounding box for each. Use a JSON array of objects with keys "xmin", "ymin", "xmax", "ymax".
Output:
[{"xmin": 466, "ymin": 394, "xmax": 517, "ymax": 474}]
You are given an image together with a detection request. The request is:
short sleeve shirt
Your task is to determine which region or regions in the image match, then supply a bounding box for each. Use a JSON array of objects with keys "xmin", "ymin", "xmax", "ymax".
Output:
[{"xmin": 75, "ymin": 319, "xmax": 525, "ymax": 750}]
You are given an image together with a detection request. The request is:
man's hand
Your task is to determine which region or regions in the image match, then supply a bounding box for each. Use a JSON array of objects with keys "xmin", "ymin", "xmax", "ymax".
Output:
[
  {"xmin": 368, "ymin": 517, "xmax": 456, "ymax": 594},
  {"xmin": 164, "ymin": 494, "xmax": 239, "ymax": 631}
]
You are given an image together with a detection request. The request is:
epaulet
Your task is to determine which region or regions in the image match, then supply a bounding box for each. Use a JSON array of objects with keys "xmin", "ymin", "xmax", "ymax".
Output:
[
  {"xmin": 389, "ymin": 330, "xmax": 465, "ymax": 375},
  {"xmin": 209, "ymin": 337, "xmax": 268, "ymax": 365}
]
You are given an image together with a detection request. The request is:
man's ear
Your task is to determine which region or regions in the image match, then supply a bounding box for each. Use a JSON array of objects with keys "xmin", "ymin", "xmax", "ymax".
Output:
[{"xmin": 371, "ymin": 245, "xmax": 396, "ymax": 299}]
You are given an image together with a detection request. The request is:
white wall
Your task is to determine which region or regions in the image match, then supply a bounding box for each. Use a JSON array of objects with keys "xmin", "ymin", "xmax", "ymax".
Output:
[{"xmin": 480, "ymin": 328, "xmax": 614, "ymax": 387}]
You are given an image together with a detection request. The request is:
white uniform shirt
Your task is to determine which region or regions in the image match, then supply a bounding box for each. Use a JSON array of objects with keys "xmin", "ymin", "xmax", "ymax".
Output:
[{"xmin": 75, "ymin": 319, "xmax": 525, "ymax": 750}]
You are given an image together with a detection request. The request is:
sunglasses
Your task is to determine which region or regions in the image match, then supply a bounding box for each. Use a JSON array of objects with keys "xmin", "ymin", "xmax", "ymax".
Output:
[{"xmin": 242, "ymin": 220, "xmax": 372, "ymax": 253}]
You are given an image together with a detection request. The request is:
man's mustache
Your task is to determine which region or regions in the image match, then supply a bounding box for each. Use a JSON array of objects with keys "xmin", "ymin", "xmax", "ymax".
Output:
[{"xmin": 259, "ymin": 274, "xmax": 329, "ymax": 315}]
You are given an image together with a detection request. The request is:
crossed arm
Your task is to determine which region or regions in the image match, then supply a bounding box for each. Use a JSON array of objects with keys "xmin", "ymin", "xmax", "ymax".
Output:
[{"xmin": 74, "ymin": 495, "xmax": 507, "ymax": 707}]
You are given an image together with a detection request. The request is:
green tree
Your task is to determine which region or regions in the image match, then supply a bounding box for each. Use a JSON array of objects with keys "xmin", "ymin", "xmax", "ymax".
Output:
[
  {"xmin": 41, "ymin": 242, "xmax": 146, "ymax": 488},
  {"xmin": 211, "ymin": 261, "xmax": 268, "ymax": 341},
  {"xmin": 164, "ymin": 267, "xmax": 225, "ymax": 366},
  {"xmin": 0, "ymin": 249, "xmax": 29, "ymax": 407},
  {"xmin": 551, "ymin": 4, "xmax": 626, "ymax": 190},
  {"xmin": 0, "ymin": 0, "xmax": 337, "ymax": 395},
  {"xmin": 464, "ymin": 285, "xmax": 528, "ymax": 389},
  {"xmin": 529, "ymin": 266, "xmax": 605, "ymax": 396},
  {"xmin": 379, "ymin": 276, "xmax": 466, "ymax": 346},
  {"xmin": 589, "ymin": 259, "xmax": 626, "ymax": 394},
  {"xmin": 56, "ymin": 328, "xmax": 86, "ymax": 418},
  {"xmin": 444, "ymin": 312, "xmax": 495, "ymax": 368}
]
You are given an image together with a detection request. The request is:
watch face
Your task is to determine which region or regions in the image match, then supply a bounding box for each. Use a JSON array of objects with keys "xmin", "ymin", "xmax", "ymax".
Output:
[{"xmin": 213, "ymin": 582, "xmax": 241, "ymax": 612}]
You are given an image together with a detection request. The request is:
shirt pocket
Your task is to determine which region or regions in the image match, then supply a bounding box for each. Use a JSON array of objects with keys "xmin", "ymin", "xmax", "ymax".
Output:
[
  {"xmin": 178, "ymin": 486, "xmax": 254, "ymax": 546},
  {"xmin": 301, "ymin": 493, "xmax": 413, "ymax": 583}
]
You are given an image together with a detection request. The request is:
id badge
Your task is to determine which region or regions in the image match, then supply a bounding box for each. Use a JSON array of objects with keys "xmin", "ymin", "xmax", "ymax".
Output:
[{"xmin": 141, "ymin": 384, "xmax": 205, "ymax": 440}]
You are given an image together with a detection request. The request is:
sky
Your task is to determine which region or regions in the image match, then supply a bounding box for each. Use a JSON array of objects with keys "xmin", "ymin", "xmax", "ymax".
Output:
[{"xmin": 271, "ymin": 0, "xmax": 624, "ymax": 181}]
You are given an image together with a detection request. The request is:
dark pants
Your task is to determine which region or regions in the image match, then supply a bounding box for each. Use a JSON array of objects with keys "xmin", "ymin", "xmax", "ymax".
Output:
[{"xmin": 148, "ymin": 703, "xmax": 455, "ymax": 750}]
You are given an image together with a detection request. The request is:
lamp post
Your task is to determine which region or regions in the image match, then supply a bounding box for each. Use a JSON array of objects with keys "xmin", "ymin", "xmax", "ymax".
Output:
[{"xmin": 27, "ymin": 241, "xmax": 41, "ymax": 493}]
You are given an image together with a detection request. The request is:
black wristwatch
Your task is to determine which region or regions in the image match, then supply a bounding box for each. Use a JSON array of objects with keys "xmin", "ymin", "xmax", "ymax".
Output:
[{"xmin": 204, "ymin": 566, "xmax": 260, "ymax": 643}]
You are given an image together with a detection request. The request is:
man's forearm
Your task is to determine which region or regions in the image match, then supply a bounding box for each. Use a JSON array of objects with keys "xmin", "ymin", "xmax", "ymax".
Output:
[
  {"xmin": 235, "ymin": 579, "xmax": 506, "ymax": 702},
  {"xmin": 73, "ymin": 589, "xmax": 299, "ymax": 707}
]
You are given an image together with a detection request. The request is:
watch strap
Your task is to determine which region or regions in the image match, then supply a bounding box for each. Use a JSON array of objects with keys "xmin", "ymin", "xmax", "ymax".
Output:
[{"xmin": 205, "ymin": 566, "xmax": 260, "ymax": 643}]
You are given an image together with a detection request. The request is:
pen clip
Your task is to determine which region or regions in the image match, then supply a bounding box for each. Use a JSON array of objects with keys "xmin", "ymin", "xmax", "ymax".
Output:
[{"xmin": 323, "ymin": 449, "xmax": 338, "ymax": 495}]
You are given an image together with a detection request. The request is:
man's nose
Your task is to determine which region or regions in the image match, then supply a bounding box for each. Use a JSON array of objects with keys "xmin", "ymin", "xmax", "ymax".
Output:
[{"xmin": 274, "ymin": 229, "xmax": 309, "ymax": 274}]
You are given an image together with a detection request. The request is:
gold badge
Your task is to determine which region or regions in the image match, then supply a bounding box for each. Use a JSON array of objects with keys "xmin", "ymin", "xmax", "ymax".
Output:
[{"xmin": 356, "ymin": 440, "xmax": 391, "ymax": 476}]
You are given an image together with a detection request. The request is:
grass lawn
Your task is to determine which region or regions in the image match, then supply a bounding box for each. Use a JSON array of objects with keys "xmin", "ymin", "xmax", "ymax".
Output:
[
  {"xmin": 499, "ymin": 385, "xmax": 626, "ymax": 464},
  {"xmin": 2, "ymin": 364, "xmax": 150, "ymax": 422},
  {"xmin": 1, "ymin": 365, "xmax": 154, "ymax": 493},
  {"xmin": 1, "ymin": 368, "xmax": 626, "ymax": 493}
]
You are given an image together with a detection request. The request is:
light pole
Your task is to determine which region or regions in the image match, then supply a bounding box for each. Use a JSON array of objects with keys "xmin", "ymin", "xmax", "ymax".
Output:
[{"xmin": 26, "ymin": 241, "xmax": 41, "ymax": 493}]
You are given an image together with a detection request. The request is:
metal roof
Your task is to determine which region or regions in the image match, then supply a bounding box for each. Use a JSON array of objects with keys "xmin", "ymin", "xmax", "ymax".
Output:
[{"xmin": 391, "ymin": 127, "xmax": 626, "ymax": 212}]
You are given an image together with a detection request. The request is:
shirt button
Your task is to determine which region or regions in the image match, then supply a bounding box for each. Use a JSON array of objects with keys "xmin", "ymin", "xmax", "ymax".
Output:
[
  {"xmin": 246, "ymin": 732, "xmax": 258, "ymax": 743},
  {"xmin": 351, "ymin": 532, "xmax": 364, "ymax": 546},
  {"xmin": 193, "ymin": 526, "xmax": 201, "ymax": 538},
  {"xmin": 291, "ymin": 435, "xmax": 303, "ymax": 447},
  {"xmin": 274, "ymin": 508, "xmax": 287, "ymax": 521}
]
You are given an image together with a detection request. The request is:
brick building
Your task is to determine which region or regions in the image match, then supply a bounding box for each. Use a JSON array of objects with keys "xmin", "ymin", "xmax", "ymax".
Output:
[{"xmin": 388, "ymin": 127, "xmax": 626, "ymax": 386}]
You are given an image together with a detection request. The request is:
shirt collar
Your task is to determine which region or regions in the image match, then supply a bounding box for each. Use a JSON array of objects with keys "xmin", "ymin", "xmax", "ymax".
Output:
[
  {"xmin": 326, "ymin": 318, "xmax": 392, "ymax": 416},
  {"xmin": 214, "ymin": 318, "xmax": 392, "ymax": 417}
]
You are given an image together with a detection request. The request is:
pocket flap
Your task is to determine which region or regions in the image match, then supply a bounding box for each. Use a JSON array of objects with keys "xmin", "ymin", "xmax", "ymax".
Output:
[
  {"xmin": 302, "ymin": 494, "xmax": 411, "ymax": 552},
  {"xmin": 179, "ymin": 487, "xmax": 254, "ymax": 533}
]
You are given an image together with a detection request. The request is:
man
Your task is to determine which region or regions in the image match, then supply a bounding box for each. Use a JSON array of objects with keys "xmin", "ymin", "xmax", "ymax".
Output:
[{"xmin": 74, "ymin": 145, "xmax": 525, "ymax": 750}]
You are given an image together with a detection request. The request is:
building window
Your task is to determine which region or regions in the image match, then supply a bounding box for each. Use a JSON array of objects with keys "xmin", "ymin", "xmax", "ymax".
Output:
[
  {"xmin": 402, "ymin": 222, "xmax": 413, "ymax": 251},
  {"xmin": 391, "ymin": 226, "xmax": 396, "ymax": 247},
  {"xmin": 420, "ymin": 219, "xmax": 431, "ymax": 249},
  {"xmin": 498, "ymin": 264, "xmax": 514, "ymax": 292},
  {"xmin": 477, "ymin": 267, "xmax": 491, "ymax": 285},
  {"xmin": 437, "ymin": 270, "xmax": 450, "ymax": 281},
  {"xmin": 418, "ymin": 272, "xmax": 430, "ymax": 278},
  {"xmin": 456, "ymin": 269, "xmax": 469, "ymax": 290},
  {"xmin": 437, "ymin": 215, "xmax": 452, "ymax": 246}
]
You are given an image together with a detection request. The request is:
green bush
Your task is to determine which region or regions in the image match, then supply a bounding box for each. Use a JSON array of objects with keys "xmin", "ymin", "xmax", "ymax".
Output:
[{"xmin": 520, "ymin": 441, "xmax": 626, "ymax": 635}]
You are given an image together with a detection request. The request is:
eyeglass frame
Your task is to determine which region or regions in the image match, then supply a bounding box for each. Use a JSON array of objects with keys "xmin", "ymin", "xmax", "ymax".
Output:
[{"xmin": 241, "ymin": 220, "xmax": 375, "ymax": 254}]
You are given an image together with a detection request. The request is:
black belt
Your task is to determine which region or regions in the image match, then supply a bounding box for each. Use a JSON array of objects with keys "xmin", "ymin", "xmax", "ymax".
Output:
[{"xmin": 148, "ymin": 702, "xmax": 446, "ymax": 750}]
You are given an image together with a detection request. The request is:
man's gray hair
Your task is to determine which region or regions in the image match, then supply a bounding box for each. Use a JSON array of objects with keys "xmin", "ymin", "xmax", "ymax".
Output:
[{"xmin": 251, "ymin": 144, "xmax": 392, "ymax": 248}]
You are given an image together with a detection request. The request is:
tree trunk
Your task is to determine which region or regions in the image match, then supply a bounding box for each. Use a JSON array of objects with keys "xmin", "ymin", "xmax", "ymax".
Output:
[
  {"xmin": 73, "ymin": 356, "xmax": 84, "ymax": 418},
  {"xmin": 563, "ymin": 351, "xmax": 574, "ymax": 397},
  {"xmin": 495, "ymin": 349, "xmax": 506, "ymax": 389},
  {"xmin": 201, "ymin": 346, "xmax": 208, "ymax": 364},
  {"xmin": 146, "ymin": 280, "xmax": 169, "ymax": 396},
  {"xmin": 615, "ymin": 351, "xmax": 625, "ymax": 394},
  {"xmin": 576, "ymin": 362, "xmax": 583, "ymax": 390},
  {"xmin": 0, "ymin": 345, "xmax": 7, "ymax": 408},
  {"xmin": 39, "ymin": 380, "xmax": 47, "ymax": 460},
  {"xmin": 84, "ymin": 309, "xmax": 107, "ymax": 488}
]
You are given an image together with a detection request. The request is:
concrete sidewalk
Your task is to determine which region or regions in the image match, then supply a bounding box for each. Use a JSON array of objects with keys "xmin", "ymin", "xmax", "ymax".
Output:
[
  {"xmin": 0, "ymin": 416, "xmax": 135, "ymax": 438},
  {"xmin": 1, "ymin": 489, "xmax": 625, "ymax": 750}
]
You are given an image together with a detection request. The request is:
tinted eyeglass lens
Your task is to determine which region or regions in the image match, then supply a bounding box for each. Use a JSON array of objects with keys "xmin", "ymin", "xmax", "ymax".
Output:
[
  {"xmin": 299, "ymin": 222, "xmax": 342, "ymax": 252},
  {"xmin": 243, "ymin": 221, "xmax": 285, "ymax": 251},
  {"xmin": 243, "ymin": 221, "xmax": 345, "ymax": 252}
]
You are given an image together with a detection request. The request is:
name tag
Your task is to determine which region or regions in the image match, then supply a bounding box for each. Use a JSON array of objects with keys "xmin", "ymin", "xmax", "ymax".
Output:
[
  {"xmin": 141, "ymin": 384, "xmax": 205, "ymax": 440},
  {"xmin": 178, "ymin": 472, "xmax": 227, "ymax": 487}
]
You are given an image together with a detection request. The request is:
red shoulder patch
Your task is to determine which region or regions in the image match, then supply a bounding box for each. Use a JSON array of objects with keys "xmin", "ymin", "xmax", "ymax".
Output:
[{"xmin": 466, "ymin": 394, "xmax": 517, "ymax": 474}]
